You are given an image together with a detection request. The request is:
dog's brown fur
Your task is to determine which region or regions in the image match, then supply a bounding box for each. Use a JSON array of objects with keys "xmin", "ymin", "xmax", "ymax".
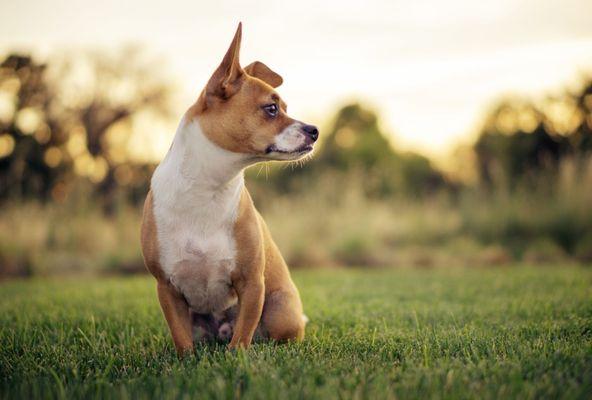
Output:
[{"xmin": 141, "ymin": 23, "xmax": 305, "ymax": 355}]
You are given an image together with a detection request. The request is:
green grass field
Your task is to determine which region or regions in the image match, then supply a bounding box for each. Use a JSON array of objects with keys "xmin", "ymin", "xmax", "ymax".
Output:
[{"xmin": 1, "ymin": 267, "xmax": 591, "ymax": 399}]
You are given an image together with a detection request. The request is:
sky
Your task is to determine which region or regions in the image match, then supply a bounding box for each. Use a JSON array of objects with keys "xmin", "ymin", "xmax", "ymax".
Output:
[{"xmin": 1, "ymin": 0, "xmax": 592, "ymax": 161}]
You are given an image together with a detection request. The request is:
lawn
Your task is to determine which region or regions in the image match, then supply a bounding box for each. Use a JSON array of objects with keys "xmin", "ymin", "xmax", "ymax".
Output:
[{"xmin": 1, "ymin": 267, "xmax": 591, "ymax": 399}]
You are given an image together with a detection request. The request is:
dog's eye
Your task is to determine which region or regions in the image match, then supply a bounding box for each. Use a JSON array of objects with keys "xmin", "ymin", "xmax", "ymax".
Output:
[{"xmin": 263, "ymin": 104, "xmax": 279, "ymax": 117}]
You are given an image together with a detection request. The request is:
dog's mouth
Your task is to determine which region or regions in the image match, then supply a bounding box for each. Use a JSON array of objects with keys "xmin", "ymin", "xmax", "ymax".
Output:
[{"xmin": 265, "ymin": 144, "xmax": 314, "ymax": 155}]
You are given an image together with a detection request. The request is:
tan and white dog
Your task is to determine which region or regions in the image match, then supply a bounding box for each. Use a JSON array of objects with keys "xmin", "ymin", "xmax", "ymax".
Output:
[{"xmin": 141, "ymin": 23, "xmax": 318, "ymax": 355}]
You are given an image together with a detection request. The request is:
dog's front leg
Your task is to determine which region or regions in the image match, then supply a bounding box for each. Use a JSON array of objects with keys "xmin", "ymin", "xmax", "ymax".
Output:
[
  {"xmin": 228, "ymin": 277, "xmax": 264, "ymax": 349},
  {"xmin": 157, "ymin": 281, "xmax": 194, "ymax": 356}
]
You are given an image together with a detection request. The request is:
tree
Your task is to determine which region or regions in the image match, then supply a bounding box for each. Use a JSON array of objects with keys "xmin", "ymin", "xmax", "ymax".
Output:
[
  {"xmin": 473, "ymin": 79, "xmax": 592, "ymax": 188},
  {"xmin": 0, "ymin": 50, "xmax": 174, "ymax": 212},
  {"xmin": 52, "ymin": 48, "xmax": 173, "ymax": 213},
  {"xmin": 0, "ymin": 55, "xmax": 71, "ymax": 200}
]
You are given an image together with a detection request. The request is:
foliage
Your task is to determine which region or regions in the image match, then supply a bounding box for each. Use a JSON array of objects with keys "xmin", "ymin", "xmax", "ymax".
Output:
[
  {"xmin": 0, "ymin": 55, "xmax": 69, "ymax": 200},
  {"xmin": 474, "ymin": 81, "xmax": 592, "ymax": 187},
  {"xmin": 0, "ymin": 52, "xmax": 170, "ymax": 212}
]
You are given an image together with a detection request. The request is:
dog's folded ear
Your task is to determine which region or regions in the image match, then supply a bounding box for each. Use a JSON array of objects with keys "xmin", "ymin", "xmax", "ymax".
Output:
[
  {"xmin": 244, "ymin": 61, "xmax": 283, "ymax": 88},
  {"xmin": 206, "ymin": 22, "xmax": 245, "ymax": 100}
]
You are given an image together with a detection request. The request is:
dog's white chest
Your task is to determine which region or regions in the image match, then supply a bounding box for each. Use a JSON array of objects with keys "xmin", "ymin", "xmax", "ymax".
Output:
[
  {"xmin": 157, "ymin": 216, "xmax": 238, "ymax": 314},
  {"xmin": 151, "ymin": 183, "xmax": 240, "ymax": 315}
]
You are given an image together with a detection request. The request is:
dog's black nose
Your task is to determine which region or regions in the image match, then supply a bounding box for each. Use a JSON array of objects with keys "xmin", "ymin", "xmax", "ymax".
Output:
[{"xmin": 302, "ymin": 124, "xmax": 319, "ymax": 142}]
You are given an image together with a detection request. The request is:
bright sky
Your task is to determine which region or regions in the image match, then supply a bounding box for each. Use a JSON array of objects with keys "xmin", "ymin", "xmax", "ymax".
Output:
[{"xmin": 2, "ymin": 0, "xmax": 592, "ymax": 161}]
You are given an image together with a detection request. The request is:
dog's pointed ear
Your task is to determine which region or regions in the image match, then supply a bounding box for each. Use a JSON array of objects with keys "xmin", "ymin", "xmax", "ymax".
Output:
[
  {"xmin": 244, "ymin": 61, "xmax": 283, "ymax": 88},
  {"xmin": 206, "ymin": 22, "xmax": 244, "ymax": 99}
]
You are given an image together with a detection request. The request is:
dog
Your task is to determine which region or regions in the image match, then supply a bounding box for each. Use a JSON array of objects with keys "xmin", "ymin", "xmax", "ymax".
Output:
[{"xmin": 140, "ymin": 23, "xmax": 318, "ymax": 355}]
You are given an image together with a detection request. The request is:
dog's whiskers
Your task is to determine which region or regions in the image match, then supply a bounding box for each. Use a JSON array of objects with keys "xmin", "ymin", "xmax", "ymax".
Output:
[{"xmin": 255, "ymin": 164, "xmax": 265, "ymax": 178}]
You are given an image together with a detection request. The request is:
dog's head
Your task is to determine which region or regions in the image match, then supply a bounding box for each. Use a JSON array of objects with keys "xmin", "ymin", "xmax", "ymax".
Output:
[{"xmin": 190, "ymin": 23, "xmax": 318, "ymax": 161}]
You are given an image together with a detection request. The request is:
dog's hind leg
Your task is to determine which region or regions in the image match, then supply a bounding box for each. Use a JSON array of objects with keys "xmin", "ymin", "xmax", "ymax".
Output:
[{"xmin": 261, "ymin": 290, "xmax": 306, "ymax": 342}]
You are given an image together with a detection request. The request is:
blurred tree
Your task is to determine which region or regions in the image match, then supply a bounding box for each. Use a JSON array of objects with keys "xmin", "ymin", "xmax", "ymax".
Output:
[
  {"xmin": 53, "ymin": 48, "xmax": 173, "ymax": 213},
  {"xmin": 318, "ymin": 104, "xmax": 395, "ymax": 171},
  {"xmin": 474, "ymin": 79, "xmax": 592, "ymax": 188},
  {"xmin": 571, "ymin": 80, "xmax": 592, "ymax": 154},
  {"xmin": 315, "ymin": 104, "xmax": 444, "ymax": 197},
  {"xmin": 0, "ymin": 55, "xmax": 72, "ymax": 200},
  {"xmin": 0, "ymin": 51, "xmax": 173, "ymax": 212}
]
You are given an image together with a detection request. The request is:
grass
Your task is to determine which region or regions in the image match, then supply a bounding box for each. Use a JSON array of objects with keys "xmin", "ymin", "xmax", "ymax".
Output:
[
  {"xmin": 1, "ymin": 267, "xmax": 591, "ymax": 399},
  {"xmin": 3, "ymin": 158, "xmax": 592, "ymax": 277},
  {"xmin": 4, "ymin": 162, "xmax": 592, "ymax": 279}
]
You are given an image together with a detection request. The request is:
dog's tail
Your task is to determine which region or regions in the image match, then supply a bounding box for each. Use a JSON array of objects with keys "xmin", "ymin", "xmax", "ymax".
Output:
[{"xmin": 302, "ymin": 313, "xmax": 309, "ymax": 325}]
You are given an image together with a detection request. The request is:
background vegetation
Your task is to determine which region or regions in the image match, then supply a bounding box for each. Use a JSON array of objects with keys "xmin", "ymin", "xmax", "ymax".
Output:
[{"xmin": 0, "ymin": 52, "xmax": 591, "ymax": 278}]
